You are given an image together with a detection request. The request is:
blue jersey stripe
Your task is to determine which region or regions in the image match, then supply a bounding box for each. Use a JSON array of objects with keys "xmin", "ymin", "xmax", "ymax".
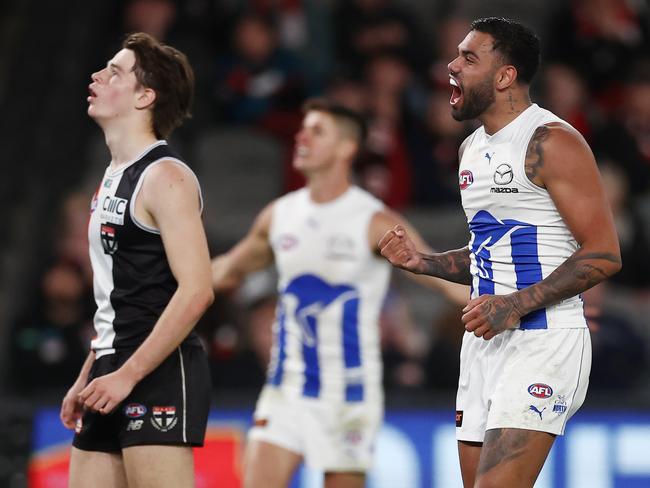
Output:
[
  {"xmin": 302, "ymin": 313, "xmax": 320, "ymax": 397},
  {"xmin": 469, "ymin": 210, "xmax": 547, "ymax": 329},
  {"xmin": 269, "ymin": 303, "xmax": 287, "ymax": 385},
  {"xmin": 342, "ymin": 296, "xmax": 363, "ymax": 402},
  {"xmin": 511, "ymin": 227, "xmax": 548, "ymax": 329}
]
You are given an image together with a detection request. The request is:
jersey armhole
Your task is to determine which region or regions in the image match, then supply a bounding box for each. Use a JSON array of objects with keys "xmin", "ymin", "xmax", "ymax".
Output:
[{"xmin": 130, "ymin": 158, "xmax": 204, "ymax": 234}]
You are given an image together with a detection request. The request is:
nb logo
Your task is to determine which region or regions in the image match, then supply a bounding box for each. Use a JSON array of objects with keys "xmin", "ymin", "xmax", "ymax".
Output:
[{"xmin": 126, "ymin": 420, "xmax": 144, "ymax": 431}]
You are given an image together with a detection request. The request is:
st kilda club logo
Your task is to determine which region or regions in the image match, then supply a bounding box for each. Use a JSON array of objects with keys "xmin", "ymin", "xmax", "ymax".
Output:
[
  {"xmin": 101, "ymin": 225, "xmax": 118, "ymax": 255},
  {"xmin": 150, "ymin": 406, "xmax": 178, "ymax": 432}
]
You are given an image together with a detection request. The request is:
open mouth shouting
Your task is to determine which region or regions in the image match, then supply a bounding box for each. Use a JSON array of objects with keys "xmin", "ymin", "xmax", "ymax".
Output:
[{"xmin": 449, "ymin": 76, "xmax": 463, "ymax": 107}]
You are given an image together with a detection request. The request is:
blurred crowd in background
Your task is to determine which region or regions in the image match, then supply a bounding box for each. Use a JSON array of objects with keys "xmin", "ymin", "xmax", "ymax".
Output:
[{"xmin": 6, "ymin": 0, "xmax": 650, "ymax": 402}]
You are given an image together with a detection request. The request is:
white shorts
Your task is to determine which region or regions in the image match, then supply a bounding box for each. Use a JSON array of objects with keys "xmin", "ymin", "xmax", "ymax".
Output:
[
  {"xmin": 456, "ymin": 328, "xmax": 591, "ymax": 442},
  {"xmin": 249, "ymin": 385, "xmax": 384, "ymax": 472}
]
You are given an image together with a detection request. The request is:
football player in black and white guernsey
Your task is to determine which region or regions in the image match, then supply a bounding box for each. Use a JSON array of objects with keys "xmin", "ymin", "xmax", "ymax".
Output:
[{"xmin": 60, "ymin": 33, "xmax": 214, "ymax": 488}]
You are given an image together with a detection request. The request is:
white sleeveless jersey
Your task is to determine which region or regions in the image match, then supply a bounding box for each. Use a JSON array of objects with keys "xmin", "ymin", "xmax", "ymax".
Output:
[
  {"xmin": 268, "ymin": 186, "xmax": 391, "ymax": 402},
  {"xmin": 459, "ymin": 104, "xmax": 586, "ymax": 329}
]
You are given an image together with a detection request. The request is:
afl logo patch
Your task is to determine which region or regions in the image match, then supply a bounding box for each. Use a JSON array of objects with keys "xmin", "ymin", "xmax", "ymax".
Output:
[
  {"xmin": 528, "ymin": 383, "xmax": 553, "ymax": 398},
  {"xmin": 494, "ymin": 164, "xmax": 514, "ymax": 185},
  {"xmin": 459, "ymin": 170, "xmax": 474, "ymax": 190},
  {"xmin": 123, "ymin": 403, "xmax": 147, "ymax": 419}
]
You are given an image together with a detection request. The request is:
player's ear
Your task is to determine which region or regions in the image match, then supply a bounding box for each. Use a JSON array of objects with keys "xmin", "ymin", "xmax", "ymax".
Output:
[
  {"xmin": 135, "ymin": 86, "xmax": 156, "ymax": 110},
  {"xmin": 337, "ymin": 138, "xmax": 357, "ymax": 162},
  {"xmin": 495, "ymin": 65, "xmax": 517, "ymax": 91}
]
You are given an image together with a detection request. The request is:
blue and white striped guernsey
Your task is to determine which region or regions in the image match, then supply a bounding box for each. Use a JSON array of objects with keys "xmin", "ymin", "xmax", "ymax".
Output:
[
  {"xmin": 459, "ymin": 103, "xmax": 587, "ymax": 329},
  {"xmin": 268, "ymin": 186, "xmax": 390, "ymax": 402}
]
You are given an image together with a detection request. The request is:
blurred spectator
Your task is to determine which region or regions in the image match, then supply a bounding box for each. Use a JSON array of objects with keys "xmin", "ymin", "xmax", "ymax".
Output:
[
  {"xmin": 545, "ymin": 0, "xmax": 650, "ymax": 95},
  {"xmin": 429, "ymin": 16, "xmax": 471, "ymax": 89},
  {"xmin": 120, "ymin": 0, "xmax": 218, "ymax": 138},
  {"xmin": 10, "ymin": 262, "xmax": 93, "ymax": 391},
  {"xmin": 539, "ymin": 63, "xmax": 595, "ymax": 140},
  {"xmin": 407, "ymin": 89, "xmax": 472, "ymax": 205},
  {"xmin": 599, "ymin": 160, "xmax": 650, "ymax": 288},
  {"xmin": 356, "ymin": 51, "xmax": 423, "ymax": 208},
  {"xmin": 592, "ymin": 64, "xmax": 650, "ymax": 195},
  {"xmin": 247, "ymin": 0, "xmax": 334, "ymax": 79},
  {"xmin": 55, "ymin": 191, "xmax": 93, "ymax": 285},
  {"xmin": 583, "ymin": 283, "xmax": 647, "ymax": 390},
  {"xmin": 423, "ymin": 302, "xmax": 464, "ymax": 390},
  {"xmin": 213, "ymin": 12, "xmax": 310, "ymax": 131},
  {"xmin": 209, "ymin": 270, "xmax": 276, "ymax": 390},
  {"xmin": 333, "ymin": 0, "xmax": 428, "ymax": 77},
  {"xmin": 380, "ymin": 286, "xmax": 429, "ymax": 389}
]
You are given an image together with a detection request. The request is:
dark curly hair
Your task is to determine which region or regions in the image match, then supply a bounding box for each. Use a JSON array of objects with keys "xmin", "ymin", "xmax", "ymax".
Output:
[{"xmin": 471, "ymin": 17, "xmax": 540, "ymax": 84}]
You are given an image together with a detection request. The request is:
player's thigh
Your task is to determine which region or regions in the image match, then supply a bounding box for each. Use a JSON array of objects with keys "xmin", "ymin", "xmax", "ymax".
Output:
[
  {"xmin": 244, "ymin": 439, "xmax": 302, "ymax": 488},
  {"xmin": 324, "ymin": 471, "xmax": 365, "ymax": 488},
  {"xmin": 68, "ymin": 446, "xmax": 127, "ymax": 488},
  {"xmin": 475, "ymin": 428, "xmax": 555, "ymax": 488},
  {"xmin": 122, "ymin": 444, "xmax": 194, "ymax": 488},
  {"xmin": 458, "ymin": 440, "xmax": 482, "ymax": 488}
]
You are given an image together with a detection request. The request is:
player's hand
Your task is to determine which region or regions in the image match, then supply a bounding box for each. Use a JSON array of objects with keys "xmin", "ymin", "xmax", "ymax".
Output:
[
  {"xmin": 60, "ymin": 382, "xmax": 86, "ymax": 429},
  {"xmin": 78, "ymin": 368, "xmax": 137, "ymax": 415},
  {"xmin": 461, "ymin": 294, "xmax": 523, "ymax": 340},
  {"xmin": 378, "ymin": 225, "xmax": 425, "ymax": 274}
]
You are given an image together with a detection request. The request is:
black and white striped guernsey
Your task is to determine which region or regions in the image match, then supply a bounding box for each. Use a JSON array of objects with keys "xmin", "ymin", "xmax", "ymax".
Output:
[{"xmin": 88, "ymin": 140, "xmax": 203, "ymax": 357}]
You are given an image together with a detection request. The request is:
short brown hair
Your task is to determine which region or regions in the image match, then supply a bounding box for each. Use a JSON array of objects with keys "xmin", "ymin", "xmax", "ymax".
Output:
[
  {"xmin": 123, "ymin": 32, "xmax": 194, "ymax": 139},
  {"xmin": 302, "ymin": 98, "xmax": 367, "ymax": 146}
]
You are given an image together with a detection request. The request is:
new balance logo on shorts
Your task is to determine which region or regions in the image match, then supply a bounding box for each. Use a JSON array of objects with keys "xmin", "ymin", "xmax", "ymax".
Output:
[
  {"xmin": 127, "ymin": 420, "xmax": 144, "ymax": 431},
  {"xmin": 456, "ymin": 410, "xmax": 463, "ymax": 427}
]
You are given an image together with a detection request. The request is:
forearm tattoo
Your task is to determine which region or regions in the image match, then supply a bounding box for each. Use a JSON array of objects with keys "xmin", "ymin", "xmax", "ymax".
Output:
[
  {"xmin": 512, "ymin": 249, "xmax": 621, "ymax": 315},
  {"xmin": 524, "ymin": 125, "xmax": 550, "ymax": 188},
  {"xmin": 420, "ymin": 247, "xmax": 472, "ymax": 285}
]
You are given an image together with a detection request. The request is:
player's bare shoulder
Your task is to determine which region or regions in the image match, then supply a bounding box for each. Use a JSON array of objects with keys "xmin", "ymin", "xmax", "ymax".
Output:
[{"xmin": 524, "ymin": 122, "xmax": 592, "ymax": 189}]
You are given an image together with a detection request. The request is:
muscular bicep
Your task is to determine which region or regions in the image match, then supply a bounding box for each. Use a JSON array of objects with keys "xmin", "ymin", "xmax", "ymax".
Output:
[
  {"xmin": 141, "ymin": 161, "xmax": 211, "ymax": 289},
  {"xmin": 536, "ymin": 125, "xmax": 619, "ymax": 254}
]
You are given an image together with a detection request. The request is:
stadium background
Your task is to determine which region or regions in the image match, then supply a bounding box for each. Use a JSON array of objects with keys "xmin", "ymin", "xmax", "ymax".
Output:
[{"xmin": 0, "ymin": 0, "xmax": 648, "ymax": 486}]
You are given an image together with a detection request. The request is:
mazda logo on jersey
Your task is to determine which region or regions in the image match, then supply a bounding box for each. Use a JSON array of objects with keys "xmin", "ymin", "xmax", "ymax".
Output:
[
  {"xmin": 101, "ymin": 225, "xmax": 118, "ymax": 255},
  {"xmin": 100, "ymin": 195, "xmax": 128, "ymax": 225},
  {"xmin": 494, "ymin": 164, "xmax": 514, "ymax": 185}
]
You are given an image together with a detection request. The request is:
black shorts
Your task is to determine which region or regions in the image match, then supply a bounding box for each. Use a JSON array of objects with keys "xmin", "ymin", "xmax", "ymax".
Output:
[{"xmin": 73, "ymin": 344, "xmax": 211, "ymax": 452}]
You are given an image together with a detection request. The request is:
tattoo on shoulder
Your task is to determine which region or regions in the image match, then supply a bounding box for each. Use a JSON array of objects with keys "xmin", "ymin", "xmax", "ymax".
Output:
[{"xmin": 525, "ymin": 125, "xmax": 551, "ymax": 188}]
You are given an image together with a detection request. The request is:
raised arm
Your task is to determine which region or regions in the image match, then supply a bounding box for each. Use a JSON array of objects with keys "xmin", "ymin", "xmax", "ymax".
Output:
[
  {"xmin": 211, "ymin": 201, "xmax": 275, "ymax": 292},
  {"xmin": 79, "ymin": 160, "xmax": 214, "ymax": 413},
  {"xmin": 462, "ymin": 124, "xmax": 621, "ymax": 339},
  {"xmin": 370, "ymin": 210, "xmax": 470, "ymax": 304},
  {"xmin": 378, "ymin": 225, "xmax": 472, "ymax": 285}
]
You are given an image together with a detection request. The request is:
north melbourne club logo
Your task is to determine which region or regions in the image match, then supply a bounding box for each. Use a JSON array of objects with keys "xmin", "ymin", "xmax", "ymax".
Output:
[
  {"xmin": 553, "ymin": 395, "xmax": 568, "ymax": 415},
  {"xmin": 150, "ymin": 406, "xmax": 178, "ymax": 432}
]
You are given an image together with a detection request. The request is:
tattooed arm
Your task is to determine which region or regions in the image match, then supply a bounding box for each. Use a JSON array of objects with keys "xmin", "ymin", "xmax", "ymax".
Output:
[
  {"xmin": 378, "ymin": 225, "xmax": 472, "ymax": 285},
  {"xmin": 462, "ymin": 123, "xmax": 621, "ymax": 339}
]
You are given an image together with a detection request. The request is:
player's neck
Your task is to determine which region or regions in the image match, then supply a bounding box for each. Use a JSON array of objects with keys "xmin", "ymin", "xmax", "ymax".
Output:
[
  {"xmin": 103, "ymin": 122, "xmax": 159, "ymax": 170},
  {"xmin": 306, "ymin": 170, "xmax": 351, "ymax": 204},
  {"xmin": 480, "ymin": 88, "xmax": 532, "ymax": 135}
]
